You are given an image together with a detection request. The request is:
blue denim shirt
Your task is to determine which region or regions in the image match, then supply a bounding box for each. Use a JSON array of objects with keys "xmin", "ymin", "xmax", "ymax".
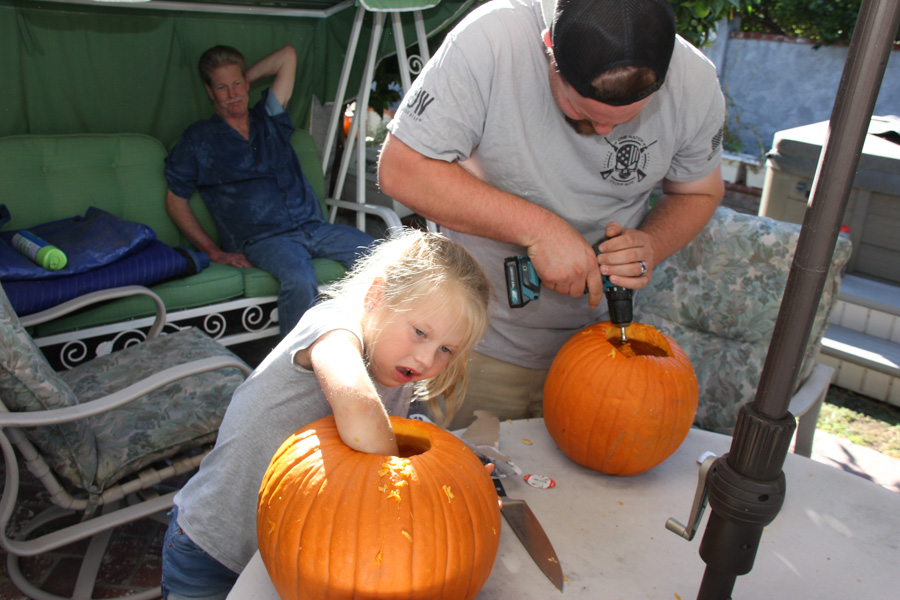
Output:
[{"xmin": 165, "ymin": 88, "xmax": 324, "ymax": 252}]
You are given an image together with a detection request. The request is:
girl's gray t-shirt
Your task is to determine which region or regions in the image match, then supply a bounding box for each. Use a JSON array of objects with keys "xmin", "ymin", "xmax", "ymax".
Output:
[{"xmin": 173, "ymin": 300, "xmax": 412, "ymax": 573}]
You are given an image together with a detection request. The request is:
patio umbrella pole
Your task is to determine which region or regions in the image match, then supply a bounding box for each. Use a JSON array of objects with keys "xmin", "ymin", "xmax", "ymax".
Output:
[{"xmin": 695, "ymin": 1, "xmax": 900, "ymax": 598}]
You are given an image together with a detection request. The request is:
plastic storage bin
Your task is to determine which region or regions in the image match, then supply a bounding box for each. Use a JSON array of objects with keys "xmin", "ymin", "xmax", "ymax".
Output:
[{"xmin": 758, "ymin": 116, "xmax": 900, "ymax": 285}]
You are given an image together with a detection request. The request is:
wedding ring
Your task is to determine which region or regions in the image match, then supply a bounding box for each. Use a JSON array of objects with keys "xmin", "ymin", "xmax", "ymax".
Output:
[{"xmin": 639, "ymin": 260, "xmax": 647, "ymax": 276}]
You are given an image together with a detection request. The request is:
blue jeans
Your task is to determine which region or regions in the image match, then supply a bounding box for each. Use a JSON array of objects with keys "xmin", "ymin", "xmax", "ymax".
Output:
[
  {"xmin": 161, "ymin": 507, "xmax": 239, "ymax": 600},
  {"xmin": 244, "ymin": 221, "xmax": 373, "ymax": 337}
]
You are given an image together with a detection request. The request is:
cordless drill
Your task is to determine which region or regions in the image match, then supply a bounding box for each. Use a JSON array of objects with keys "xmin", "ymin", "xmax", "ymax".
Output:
[{"xmin": 504, "ymin": 241, "xmax": 634, "ymax": 343}]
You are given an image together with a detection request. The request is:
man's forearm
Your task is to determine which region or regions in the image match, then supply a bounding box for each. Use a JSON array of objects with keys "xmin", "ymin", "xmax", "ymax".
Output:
[
  {"xmin": 166, "ymin": 191, "xmax": 254, "ymax": 268},
  {"xmin": 379, "ymin": 133, "xmax": 619, "ymax": 300},
  {"xmin": 378, "ymin": 134, "xmax": 567, "ymax": 248},
  {"xmin": 165, "ymin": 190, "xmax": 221, "ymax": 255},
  {"xmin": 246, "ymin": 45, "xmax": 296, "ymax": 107},
  {"xmin": 245, "ymin": 45, "xmax": 296, "ymax": 84}
]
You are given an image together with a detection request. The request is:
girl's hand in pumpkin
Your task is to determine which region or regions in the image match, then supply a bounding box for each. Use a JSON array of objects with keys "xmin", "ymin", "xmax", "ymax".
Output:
[
  {"xmin": 299, "ymin": 330, "xmax": 400, "ymax": 456},
  {"xmin": 596, "ymin": 222, "xmax": 654, "ymax": 289}
]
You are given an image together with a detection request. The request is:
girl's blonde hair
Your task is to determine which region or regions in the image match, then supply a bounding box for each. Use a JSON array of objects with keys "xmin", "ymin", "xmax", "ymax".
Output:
[{"xmin": 323, "ymin": 228, "xmax": 491, "ymax": 427}]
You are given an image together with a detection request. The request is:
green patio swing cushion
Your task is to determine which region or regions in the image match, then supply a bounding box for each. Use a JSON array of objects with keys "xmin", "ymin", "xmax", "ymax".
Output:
[
  {"xmin": 634, "ymin": 206, "xmax": 853, "ymax": 434},
  {"xmin": 0, "ymin": 282, "xmax": 98, "ymax": 490},
  {"xmin": 0, "ymin": 134, "xmax": 180, "ymax": 244},
  {"xmin": 58, "ymin": 327, "xmax": 247, "ymax": 490},
  {"xmin": 31, "ymin": 263, "xmax": 247, "ymax": 337},
  {"xmin": 7, "ymin": 130, "xmax": 348, "ymax": 339}
]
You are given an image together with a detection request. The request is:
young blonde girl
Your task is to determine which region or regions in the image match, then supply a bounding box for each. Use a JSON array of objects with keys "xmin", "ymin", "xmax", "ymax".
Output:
[{"xmin": 162, "ymin": 229, "xmax": 491, "ymax": 600}]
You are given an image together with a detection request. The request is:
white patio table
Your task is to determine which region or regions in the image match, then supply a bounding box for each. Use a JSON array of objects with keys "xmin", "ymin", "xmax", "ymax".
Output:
[{"xmin": 228, "ymin": 418, "xmax": 899, "ymax": 599}]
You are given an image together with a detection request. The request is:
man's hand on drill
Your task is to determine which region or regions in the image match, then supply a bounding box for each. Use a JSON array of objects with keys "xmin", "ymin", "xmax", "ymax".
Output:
[
  {"xmin": 522, "ymin": 220, "xmax": 652, "ymax": 309},
  {"xmin": 526, "ymin": 220, "xmax": 605, "ymax": 307},
  {"xmin": 596, "ymin": 222, "xmax": 654, "ymax": 290}
]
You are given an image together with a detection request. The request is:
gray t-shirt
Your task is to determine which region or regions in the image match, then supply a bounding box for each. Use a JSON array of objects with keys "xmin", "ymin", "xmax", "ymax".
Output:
[
  {"xmin": 173, "ymin": 301, "xmax": 412, "ymax": 573},
  {"xmin": 387, "ymin": 0, "xmax": 725, "ymax": 368}
]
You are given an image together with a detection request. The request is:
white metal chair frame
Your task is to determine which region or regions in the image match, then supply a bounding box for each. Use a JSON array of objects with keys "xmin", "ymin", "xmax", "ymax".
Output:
[
  {"xmin": 1, "ymin": 285, "xmax": 252, "ymax": 600},
  {"xmin": 323, "ymin": 1, "xmax": 442, "ymax": 233}
]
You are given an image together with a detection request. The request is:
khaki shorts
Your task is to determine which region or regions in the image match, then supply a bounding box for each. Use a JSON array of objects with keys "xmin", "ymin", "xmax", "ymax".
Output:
[{"xmin": 447, "ymin": 351, "xmax": 549, "ymax": 431}]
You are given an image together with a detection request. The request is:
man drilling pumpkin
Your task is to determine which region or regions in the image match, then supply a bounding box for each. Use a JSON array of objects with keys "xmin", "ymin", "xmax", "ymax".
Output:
[{"xmin": 378, "ymin": 0, "xmax": 726, "ymax": 429}]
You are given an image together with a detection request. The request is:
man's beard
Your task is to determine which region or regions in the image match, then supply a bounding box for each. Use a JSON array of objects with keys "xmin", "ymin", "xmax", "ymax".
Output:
[
  {"xmin": 565, "ymin": 115, "xmax": 598, "ymax": 136},
  {"xmin": 549, "ymin": 62, "xmax": 603, "ymax": 137}
]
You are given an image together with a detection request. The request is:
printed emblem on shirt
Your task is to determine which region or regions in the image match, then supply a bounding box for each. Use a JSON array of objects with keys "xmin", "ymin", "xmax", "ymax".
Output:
[
  {"xmin": 600, "ymin": 136, "xmax": 658, "ymax": 185},
  {"xmin": 709, "ymin": 125, "xmax": 724, "ymax": 160},
  {"xmin": 402, "ymin": 88, "xmax": 436, "ymax": 122}
]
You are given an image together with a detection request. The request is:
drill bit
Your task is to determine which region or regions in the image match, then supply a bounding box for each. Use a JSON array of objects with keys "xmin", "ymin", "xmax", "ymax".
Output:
[{"xmin": 603, "ymin": 281, "xmax": 633, "ymax": 346}]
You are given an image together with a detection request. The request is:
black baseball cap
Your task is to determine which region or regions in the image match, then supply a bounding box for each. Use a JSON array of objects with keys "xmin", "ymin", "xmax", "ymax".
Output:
[{"xmin": 543, "ymin": 0, "xmax": 677, "ymax": 106}]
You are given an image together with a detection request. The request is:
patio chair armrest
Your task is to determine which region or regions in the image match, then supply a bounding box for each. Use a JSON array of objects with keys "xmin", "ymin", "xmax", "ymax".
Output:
[
  {"xmin": 18, "ymin": 285, "xmax": 167, "ymax": 339},
  {"xmin": 789, "ymin": 362, "xmax": 835, "ymax": 457},
  {"xmin": 324, "ymin": 197, "xmax": 403, "ymax": 231},
  {"xmin": 0, "ymin": 356, "xmax": 251, "ymax": 428}
]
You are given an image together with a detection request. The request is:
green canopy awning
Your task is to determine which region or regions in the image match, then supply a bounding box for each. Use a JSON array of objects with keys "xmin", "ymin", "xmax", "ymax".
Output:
[{"xmin": 0, "ymin": 0, "xmax": 473, "ymax": 145}]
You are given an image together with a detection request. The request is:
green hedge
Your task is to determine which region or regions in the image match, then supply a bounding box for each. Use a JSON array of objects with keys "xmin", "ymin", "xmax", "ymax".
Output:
[
  {"xmin": 738, "ymin": 0, "xmax": 899, "ymax": 46},
  {"xmin": 669, "ymin": 0, "xmax": 900, "ymax": 48}
]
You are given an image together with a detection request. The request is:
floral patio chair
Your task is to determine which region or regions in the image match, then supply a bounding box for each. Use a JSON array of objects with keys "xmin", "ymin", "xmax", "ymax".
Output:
[
  {"xmin": 634, "ymin": 206, "xmax": 853, "ymax": 455},
  {"xmin": 0, "ymin": 282, "xmax": 251, "ymax": 600}
]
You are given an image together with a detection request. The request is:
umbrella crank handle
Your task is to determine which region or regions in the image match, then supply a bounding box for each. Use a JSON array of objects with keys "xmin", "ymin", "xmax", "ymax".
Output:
[{"xmin": 666, "ymin": 455, "xmax": 717, "ymax": 541}]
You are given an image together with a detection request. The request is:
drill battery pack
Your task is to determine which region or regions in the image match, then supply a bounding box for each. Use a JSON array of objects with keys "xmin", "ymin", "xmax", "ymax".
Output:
[
  {"xmin": 504, "ymin": 254, "xmax": 541, "ymax": 308},
  {"xmin": 503, "ymin": 241, "xmax": 633, "ymax": 333}
]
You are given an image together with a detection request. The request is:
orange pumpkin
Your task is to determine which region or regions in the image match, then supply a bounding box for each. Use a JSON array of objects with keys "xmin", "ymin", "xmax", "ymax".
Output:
[
  {"xmin": 257, "ymin": 415, "xmax": 501, "ymax": 600},
  {"xmin": 543, "ymin": 321, "xmax": 698, "ymax": 476}
]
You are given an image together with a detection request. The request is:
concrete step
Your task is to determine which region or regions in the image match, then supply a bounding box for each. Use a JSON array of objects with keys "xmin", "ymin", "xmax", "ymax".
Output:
[
  {"xmin": 821, "ymin": 325, "xmax": 900, "ymax": 378},
  {"xmin": 820, "ymin": 275, "xmax": 900, "ymax": 406},
  {"xmin": 836, "ymin": 274, "xmax": 900, "ymax": 325}
]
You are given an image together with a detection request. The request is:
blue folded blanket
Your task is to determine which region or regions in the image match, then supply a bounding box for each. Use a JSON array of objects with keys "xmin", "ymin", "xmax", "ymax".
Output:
[
  {"xmin": 3, "ymin": 240, "xmax": 188, "ymax": 316},
  {"xmin": 0, "ymin": 207, "xmax": 157, "ymax": 280},
  {"xmin": 0, "ymin": 207, "xmax": 189, "ymax": 316}
]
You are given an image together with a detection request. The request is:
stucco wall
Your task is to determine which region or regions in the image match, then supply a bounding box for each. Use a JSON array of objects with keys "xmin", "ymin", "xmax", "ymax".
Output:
[{"xmin": 704, "ymin": 23, "xmax": 900, "ymax": 157}]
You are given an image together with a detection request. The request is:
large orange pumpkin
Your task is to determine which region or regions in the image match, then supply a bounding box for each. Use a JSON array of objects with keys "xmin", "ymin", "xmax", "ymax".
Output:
[
  {"xmin": 257, "ymin": 415, "xmax": 501, "ymax": 600},
  {"xmin": 543, "ymin": 321, "xmax": 698, "ymax": 476}
]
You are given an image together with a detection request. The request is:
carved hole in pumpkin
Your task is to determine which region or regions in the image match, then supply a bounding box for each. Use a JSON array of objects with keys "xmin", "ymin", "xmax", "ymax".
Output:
[
  {"xmin": 395, "ymin": 432, "xmax": 433, "ymax": 458},
  {"xmin": 609, "ymin": 338, "xmax": 670, "ymax": 358},
  {"xmin": 606, "ymin": 323, "xmax": 672, "ymax": 358}
]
